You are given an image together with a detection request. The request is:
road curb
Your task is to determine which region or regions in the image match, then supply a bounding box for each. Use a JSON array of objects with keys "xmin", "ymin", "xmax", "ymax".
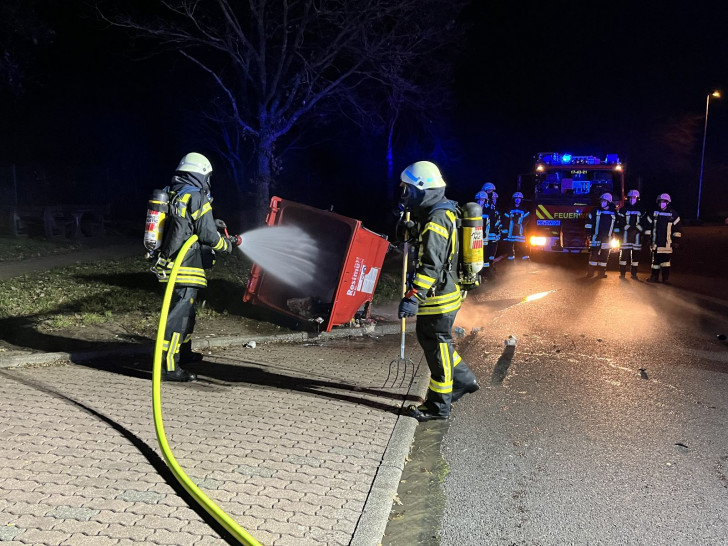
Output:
[{"xmin": 0, "ymin": 320, "xmax": 417, "ymax": 370}]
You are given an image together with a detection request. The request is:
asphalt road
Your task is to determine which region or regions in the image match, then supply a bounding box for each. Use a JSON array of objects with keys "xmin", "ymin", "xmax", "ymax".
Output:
[{"xmin": 437, "ymin": 256, "xmax": 728, "ymax": 545}]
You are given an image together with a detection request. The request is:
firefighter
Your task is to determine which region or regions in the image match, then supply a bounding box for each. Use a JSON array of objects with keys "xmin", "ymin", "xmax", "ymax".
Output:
[
  {"xmin": 397, "ymin": 160, "xmax": 479, "ymax": 422},
  {"xmin": 643, "ymin": 193, "xmax": 682, "ymax": 284},
  {"xmin": 502, "ymin": 191, "xmax": 530, "ymax": 262},
  {"xmin": 585, "ymin": 192, "xmax": 618, "ymax": 278},
  {"xmin": 475, "ymin": 183, "xmax": 502, "ymax": 279},
  {"xmin": 617, "ymin": 189, "xmax": 646, "ymax": 280},
  {"xmin": 154, "ymin": 153, "xmax": 236, "ymax": 381}
]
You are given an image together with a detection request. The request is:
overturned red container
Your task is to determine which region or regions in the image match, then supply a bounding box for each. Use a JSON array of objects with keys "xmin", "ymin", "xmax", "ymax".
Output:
[{"xmin": 243, "ymin": 197, "xmax": 390, "ymax": 332}]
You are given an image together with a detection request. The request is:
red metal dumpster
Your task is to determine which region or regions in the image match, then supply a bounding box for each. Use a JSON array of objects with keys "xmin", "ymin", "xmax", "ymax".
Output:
[{"xmin": 243, "ymin": 197, "xmax": 390, "ymax": 331}]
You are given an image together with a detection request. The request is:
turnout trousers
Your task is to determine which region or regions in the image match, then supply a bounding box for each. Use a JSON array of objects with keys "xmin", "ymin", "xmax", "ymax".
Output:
[
  {"xmin": 588, "ymin": 244, "xmax": 611, "ymax": 268},
  {"xmin": 416, "ymin": 309, "xmax": 477, "ymax": 417},
  {"xmin": 650, "ymin": 250, "xmax": 672, "ymax": 282},
  {"xmin": 162, "ymin": 286, "xmax": 198, "ymax": 372}
]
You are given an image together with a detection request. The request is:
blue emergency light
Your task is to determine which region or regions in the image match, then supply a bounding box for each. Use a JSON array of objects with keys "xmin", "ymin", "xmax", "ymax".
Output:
[{"xmin": 536, "ymin": 152, "xmax": 620, "ymax": 166}]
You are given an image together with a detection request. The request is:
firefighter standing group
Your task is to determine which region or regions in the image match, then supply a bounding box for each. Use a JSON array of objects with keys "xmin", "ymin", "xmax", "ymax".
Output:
[
  {"xmin": 469, "ymin": 184, "xmax": 682, "ymax": 283},
  {"xmin": 584, "ymin": 190, "xmax": 682, "ymax": 282},
  {"xmin": 473, "ymin": 184, "xmax": 532, "ymax": 280}
]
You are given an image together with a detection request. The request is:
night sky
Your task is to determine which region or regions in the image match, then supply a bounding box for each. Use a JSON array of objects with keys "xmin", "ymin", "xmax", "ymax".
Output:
[{"xmin": 2, "ymin": 0, "xmax": 727, "ymax": 227}]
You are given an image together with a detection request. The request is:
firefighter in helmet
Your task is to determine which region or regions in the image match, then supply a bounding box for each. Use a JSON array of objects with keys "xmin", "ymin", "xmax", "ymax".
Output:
[
  {"xmin": 154, "ymin": 153, "xmax": 236, "ymax": 381},
  {"xmin": 475, "ymin": 182, "xmax": 502, "ymax": 279},
  {"xmin": 585, "ymin": 192, "xmax": 619, "ymax": 278},
  {"xmin": 397, "ymin": 160, "xmax": 479, "ymax": 421},
  {"xmin": 503, "ymin": 191, "xmax": 530, "ymax": 261},
  {"xmin": 617, "ymin": 189, "xmax": 646, "ymax": 279},
  {"xmin": 643, "ymin": 193, "xmax": 682, "ymax": 284}
]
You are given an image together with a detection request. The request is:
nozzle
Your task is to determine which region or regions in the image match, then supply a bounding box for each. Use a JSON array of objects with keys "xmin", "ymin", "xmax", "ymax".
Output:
[{"xmin": 230, "ymin": 235, "xmax": 242, "ymax": 247}]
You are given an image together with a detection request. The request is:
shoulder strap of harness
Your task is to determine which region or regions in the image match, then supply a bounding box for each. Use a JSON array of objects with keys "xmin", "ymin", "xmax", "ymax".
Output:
[{"xmin": 428, "ymin": 199, "xmax": 459, "ymax": 282}]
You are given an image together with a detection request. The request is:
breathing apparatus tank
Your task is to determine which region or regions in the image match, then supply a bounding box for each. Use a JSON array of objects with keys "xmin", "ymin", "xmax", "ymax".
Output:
[
  {"xmin": 458, "ymin": 201, "xmax": 484, "ymax": 290},
  {"xmin": 144, "ymin": 188, "xmax": 170, "ymax": 254}
]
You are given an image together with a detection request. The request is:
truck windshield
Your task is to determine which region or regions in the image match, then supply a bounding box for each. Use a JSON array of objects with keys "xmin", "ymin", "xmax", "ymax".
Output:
[{"xmin": 535, "ymin": 169, "xmax": 617, "ymax": 204}]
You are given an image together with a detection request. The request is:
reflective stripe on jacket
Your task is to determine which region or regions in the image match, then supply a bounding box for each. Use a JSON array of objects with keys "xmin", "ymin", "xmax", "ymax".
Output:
[
  {"xmin": 644, "ymin": 208, "xmax": 681, "ymax": 253},
  {"xmin": 412, "ymin": 204, "xmax": 462, "ymax": 316},
  {"xmin": 585, "ymin": 207, "xmax": 617, "ymax": 246},
  {"xmin": 155, "ymin": 178, "xmax": 229, "ymax": 287}
]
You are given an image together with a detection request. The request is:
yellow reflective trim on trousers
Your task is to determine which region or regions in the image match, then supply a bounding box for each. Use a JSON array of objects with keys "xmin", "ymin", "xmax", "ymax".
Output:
[
  {"xmin": 166, "ymin": 332, "xmax": 181, "ymax": 372},
  {"xmin": 453, "ymin": 351, "xmax": 462, "ymax": 366},
  {"xmin": 429, "ymin": 378, "xmax": 453, "ymax": 393},
  {"xmin": 426, "ymin": 342, "xmax": 453, "ymax": 394},
  {"xmin": 440, "ymin": 342, "xmax": 452, "ymax": 385}
]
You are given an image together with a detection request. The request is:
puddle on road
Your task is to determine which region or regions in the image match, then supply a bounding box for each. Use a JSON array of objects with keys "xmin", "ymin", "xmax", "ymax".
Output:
[{"xmin": 382, "ymin": 420, "xmax": 449, "ymax": 546}]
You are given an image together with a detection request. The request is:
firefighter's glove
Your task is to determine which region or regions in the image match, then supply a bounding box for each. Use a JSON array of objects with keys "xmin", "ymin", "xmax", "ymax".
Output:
[
  {"xmin": 215, "ymin": 219, "xmax": 228, "ymax": 231},
  {"xmin": 398, "ymin": 288, "xmax": 423, "ymax": 319},
  {"xmin": 395, "ymin": 219, "xmax": 417, "ymax": 244},
  {"xmin": 398, "ymin": 297, "xmax": 419, "ymax": 319}
]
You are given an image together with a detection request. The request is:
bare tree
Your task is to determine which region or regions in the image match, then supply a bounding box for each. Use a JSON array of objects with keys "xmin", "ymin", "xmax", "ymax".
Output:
[
  {"xmin": 100, "ymin": 0, "xmax": 466, "ymax": 221},
  {"xmin": 0, "ymin": 1, "xmax": 54, "ymax": 98}
]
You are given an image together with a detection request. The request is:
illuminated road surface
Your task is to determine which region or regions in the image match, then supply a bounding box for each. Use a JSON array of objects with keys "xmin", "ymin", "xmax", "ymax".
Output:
[{"xmin": 438, "ymin": 257, "xmax": 728, "ymax": 545}]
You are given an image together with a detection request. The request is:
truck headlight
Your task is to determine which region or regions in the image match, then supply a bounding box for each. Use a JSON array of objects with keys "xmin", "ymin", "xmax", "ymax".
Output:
[
  {"xmin": 610, "ymin": 238, "xmax": 620, "ymax": 249},
  {"xmin": 530, "ymin": 236, "xmax": 547, "ymax": 246}
]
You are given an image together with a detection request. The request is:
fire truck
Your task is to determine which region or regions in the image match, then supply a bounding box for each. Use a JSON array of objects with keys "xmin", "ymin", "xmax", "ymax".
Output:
[{"xmin": 519, "ymin": 152, "xmax": 625, "ymax": 253}]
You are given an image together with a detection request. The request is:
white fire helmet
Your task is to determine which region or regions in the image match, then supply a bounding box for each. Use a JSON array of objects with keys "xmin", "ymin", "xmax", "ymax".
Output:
[
  {"xmin": 657, "ymin": 193, "xmax": 671, "ymax": 203},
  {"xmin": 627, "ymin": 189, "xmax": 640, "ymax": 199},
  {"xmin": 400, "ymin": 161, "xmax": 446, "ymax": 190},
  {"xmin": 513, "ymin": 192, "xmax": 523, "ymax": 199},
  {"xmin": 482, "ymin": 182, "xmax": 496, "ymax": 193},
  {"xmin": 176, "ymin": 152, "xmax": 213, "ymax": 175},
  {"xmin": 600, "ymin": 193, "xmax": 613, "ymax": 203}
]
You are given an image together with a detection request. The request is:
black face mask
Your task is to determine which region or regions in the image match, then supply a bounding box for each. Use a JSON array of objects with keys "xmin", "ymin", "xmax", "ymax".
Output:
[{"xmin": 399, "ymin": 184, "xmax": 426, "ymax": 211}]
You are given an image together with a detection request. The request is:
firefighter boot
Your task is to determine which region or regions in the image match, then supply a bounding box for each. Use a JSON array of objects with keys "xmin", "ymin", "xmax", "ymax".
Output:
[
  {"xmin": 630, "ymin": 266, "xmax": 640, "ymax": 280},
  {"xmin": 162, "ymin": 367, "xmax": 197, "ymax": 382},
  {"xmin": 451, "ymin": 362, "xmax": 480, "ymax": 403},
  {"xmin": 646, "ymin": 269, "xmax": 660, "ymax": 283},
  {"xmin": 180, "ymin": 342, "xmax": 204, "ymax": 364},
  {"xmin": 408, "ymin": 404, "xmax": 449, "ymax": 422},
  {"xmin": 451, "ymin": 380, "xmax": 480, "ymax": 403},
  {"xmin": 585, "ymin": 265, "xmax": 596, "ymax": 278},
  {"xmin": 661, "ymin": 267, "xmax": 671, "ymax": 285},
  {"xmin": 598, "ymin": 267, "xmax": 608, "ymax": 278},
  {"xmin": 619, "ymin": 265, "xmax": 627, "ymax": 278}
]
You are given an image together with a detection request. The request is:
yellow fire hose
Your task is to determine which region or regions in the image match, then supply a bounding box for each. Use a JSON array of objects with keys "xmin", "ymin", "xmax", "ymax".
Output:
[{"xmin": 153, "ymin": 234, "xmax": 262, "ymax": 546}]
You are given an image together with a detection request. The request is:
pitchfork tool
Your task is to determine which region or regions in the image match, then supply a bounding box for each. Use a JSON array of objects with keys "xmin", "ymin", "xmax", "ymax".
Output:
[{"xmin": 385, "ymin": 211, "xmax": 415, "ymax": 389}]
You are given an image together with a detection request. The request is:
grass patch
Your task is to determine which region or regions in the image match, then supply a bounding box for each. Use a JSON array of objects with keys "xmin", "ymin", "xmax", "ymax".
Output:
[
  {"xmin": 0, "ymin": 242, "xmax": 401, "ymax": 347},
  {"xmin": 0, "ymin": 236, "xmax": 82, "ymax": 262}
]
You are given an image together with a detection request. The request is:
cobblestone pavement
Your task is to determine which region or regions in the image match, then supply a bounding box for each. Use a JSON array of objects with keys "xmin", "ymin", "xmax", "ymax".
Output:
[{"xmin": 0, "ymin": 331, "xmax": 427, "ymax": 545}]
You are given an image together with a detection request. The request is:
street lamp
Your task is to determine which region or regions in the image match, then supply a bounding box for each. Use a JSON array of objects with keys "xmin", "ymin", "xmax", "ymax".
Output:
[{"xmin": 697, "ymin": 90, "xmax": 721, "ymax": 220}]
